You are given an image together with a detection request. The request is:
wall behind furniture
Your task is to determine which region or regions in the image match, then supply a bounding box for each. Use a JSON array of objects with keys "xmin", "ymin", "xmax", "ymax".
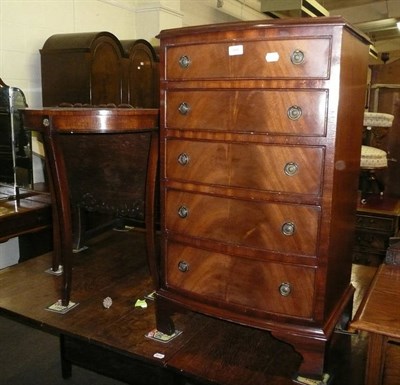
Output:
[
  {"xmin": 0, "ymin": 0, "xmax": 138, "ymax": 108},
  {"xmin": 0, "ymin": 0, "xmax": 243, "ymax": 181},
  {"xmin": 0, "ymin": 0, "xmax": 252, "ymax": 268},
  {"xmin": 0, "ymin": 0, "xmax": 242, "ymax": 108}
]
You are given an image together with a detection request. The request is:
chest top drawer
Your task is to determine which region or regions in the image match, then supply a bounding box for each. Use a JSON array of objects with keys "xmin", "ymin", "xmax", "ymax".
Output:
[
  {"xmin": 166, "ymin": 89, "xmax": 328, "ymax": 136},
  {"xmin": 165, "ymin": 190, "xmax": 320, "ymax": 256},
  {"xmin": 165, "ymin": 38, "xmax": 331, "ymax": 80},
  {"xmin": 166, "ymin": 140, "xmax": 324, "ymax": 196}
]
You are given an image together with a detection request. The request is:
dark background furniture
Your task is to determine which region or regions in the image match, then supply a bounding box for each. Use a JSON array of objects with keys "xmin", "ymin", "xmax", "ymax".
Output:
[
  {"xmin": 0, "ymin": 79, "xmax": 51, "ymax": 265},
  {"xmin": 353, "ymin": 195, "xmax": 400, "ymax": 266},
  {"xmin": 120, "ymin": 39, "xmax": 160, "ymax": 109},
  {"xmin": 0, "ymin": 78, "xmax": 32, "ymax": 188},
  {"xmin": 368, "ymin": 71, "xmax": 400, "ymax": 197},
  {"xmin": 0, "ymin": 184, "xmax": 52, "ymax": 261},
  {"xmin": 40, "ymin": 32, "xmax": 159, "ymax": 108}
]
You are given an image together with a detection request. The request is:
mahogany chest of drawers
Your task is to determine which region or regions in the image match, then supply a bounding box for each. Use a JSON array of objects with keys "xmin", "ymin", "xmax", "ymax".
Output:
[{"xmin": 155, "ymin": 17, "xmax": 370, "ymax": 379}]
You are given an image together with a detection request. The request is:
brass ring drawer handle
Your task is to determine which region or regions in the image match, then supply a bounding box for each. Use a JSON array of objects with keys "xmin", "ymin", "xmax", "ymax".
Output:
[
  {"xmin": 178, "ymin": 260, "xmax": 189, "ymax": 272},
  {"xmin": 290, "ymin": 49, "xmax": 305, "ymax": 65},
  {"xmin": 177, "ymin": 153, "xmax": 190, "ymax": 166},
  {"xmin": 178, "ymin": 55, "xmax": 191, "ymax": 68},
  {"xmin": 279, "ymin": 282, "xmax": 292, "ymax": 296},
  {"xmin": 178, "ymin": 102, "xmax": 191, "ymax": 115},
  {"xmin": 284, "ymin": 162, "xmax": 299, "ymax": 176},
  {"xmin": 178, "ymin": 206, "xmax": 189, "ymax": 218},
  {"xmin": 282, "ymin": 222, "xmax": 295, "ymax": 236},
  {"xmin": 287, "ymin": 105, "xmax": 302, "ymax": 120}
]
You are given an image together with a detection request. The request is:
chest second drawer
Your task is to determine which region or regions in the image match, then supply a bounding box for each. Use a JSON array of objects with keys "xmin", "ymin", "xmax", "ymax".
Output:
[
  {"xmin": 166, "ymin": 89, "xmax": 328, "ymax": 136},
  {"xmin": 165, "ymin": 190, "xmax": 320, "ymax": 256},
  {"xmin": 166, "ymin": 140, "xmax": 324, "ymax": 196}
]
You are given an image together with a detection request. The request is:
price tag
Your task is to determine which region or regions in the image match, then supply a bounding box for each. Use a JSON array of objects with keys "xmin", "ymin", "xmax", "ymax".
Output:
[
  {"xmin": 265, "ymin": 52, "xmax": 280, "ymax": 62},
  {"xmin": 229, "ymin": 45, "xmax": 244, "ymax": 56}
]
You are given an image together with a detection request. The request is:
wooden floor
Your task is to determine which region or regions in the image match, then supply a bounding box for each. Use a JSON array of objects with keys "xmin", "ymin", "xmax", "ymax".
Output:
[{"xmin": 0, "ymin": 229, "xmax": 377, "ymax": 385}]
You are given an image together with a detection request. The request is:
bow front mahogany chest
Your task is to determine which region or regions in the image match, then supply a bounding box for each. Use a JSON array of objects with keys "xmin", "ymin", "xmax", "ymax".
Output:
[{"xmin": 154, "ymin": 17, "xmax": 370, "ymax": 379}]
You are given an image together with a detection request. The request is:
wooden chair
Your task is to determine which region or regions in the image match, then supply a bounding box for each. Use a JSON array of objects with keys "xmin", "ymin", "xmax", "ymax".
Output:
[{"xmin": 22, "ymin": 107, "xmax": 159, "ymax": 306}]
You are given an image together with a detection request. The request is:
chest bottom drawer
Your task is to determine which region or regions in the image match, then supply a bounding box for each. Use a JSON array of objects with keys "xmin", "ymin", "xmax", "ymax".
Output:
[{"xmin": 166, "ymin": 242, "xmax": 316, "ymax": 318}]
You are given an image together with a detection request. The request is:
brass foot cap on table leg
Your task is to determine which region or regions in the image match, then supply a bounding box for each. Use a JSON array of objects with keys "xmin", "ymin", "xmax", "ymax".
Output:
[
  {"xmin": 45, "ymin": 265, "xmax": 63, "ymax": 275},
  {"xmin": 293, "ymin": 372, "xmax": 332, "ymax": 385},
  {"xmin": 45, "ymin": 300, "xmax": 79, "ymax": 314}
]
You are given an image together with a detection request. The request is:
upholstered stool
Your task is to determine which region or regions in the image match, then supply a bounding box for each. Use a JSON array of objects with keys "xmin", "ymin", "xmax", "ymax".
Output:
[
  {"xmin": 359, "ymin": 145, "xmax": 388, "ymax": 203},
  {"xmin": 359, "ymin": 112, "xmax": 395, "ymax": 204},
  {"xmin": 363, "ymin": 111, "xmax": 394, "ymax": 128},
  {"xmin": 360, "ymin": 145, "xmax": 388, "ymax": 169}
]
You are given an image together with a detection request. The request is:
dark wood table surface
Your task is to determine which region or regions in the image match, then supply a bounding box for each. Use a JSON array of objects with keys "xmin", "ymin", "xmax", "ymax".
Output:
[
  {"xmin": 0, "ymin": 184, "xmax": 52, "ymax": 244},
  {"xmin": 0, "ymin": 229, "xmax": 377, "ymax": 385},
  {"xmin": 351, "ymin": 263, "xmax": 400, "ymax": 385}
]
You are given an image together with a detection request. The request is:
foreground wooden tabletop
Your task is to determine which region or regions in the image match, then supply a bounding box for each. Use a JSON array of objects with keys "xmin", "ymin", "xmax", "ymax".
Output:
[
  {"xmin": 0, "ymin": 229, "xmax": 377, "ymax": 385},
  {"xmin": 351, "ymin": 263, "xmax": 400, "ymax": 385}
]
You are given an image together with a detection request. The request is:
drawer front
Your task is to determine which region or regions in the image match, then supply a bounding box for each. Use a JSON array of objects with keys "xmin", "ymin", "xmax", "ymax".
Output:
[
  {"xmin": 165, "ymin": 190, "xmax": 320, "ymax": 256},
  {"xmin": 166, "ymin": 38, "xmax": 331, "ymax": 80},
  {"xmin": 166, "ymin": 140, "xmax": 324, "ymax": 196},
  {"xmin": 166, "ymin": 242, "xmax": 316, "ymax": 318},
  {"xmin": 356, "ymin": 214, "xmax": 395, "ymax": 232},
  {"xmin": 166, "ymin": 89, "xmax": 328, "ymax": 136}
]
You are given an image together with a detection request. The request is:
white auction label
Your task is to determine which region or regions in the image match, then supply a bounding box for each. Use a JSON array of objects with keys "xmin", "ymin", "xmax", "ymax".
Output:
[
  {"xmin": 229, "ymin": 45, "xmax": 244, "ymax": 56},
  {"xmin": 153, "ymin": 353, "xmax": 165, "ymax": 359},
  {"xmin": 265, "ymin": 52, "xmax": 280, "ymax": 62}
]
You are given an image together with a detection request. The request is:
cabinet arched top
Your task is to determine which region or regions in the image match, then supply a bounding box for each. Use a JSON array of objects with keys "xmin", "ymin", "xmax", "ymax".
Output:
[{"xmin": 40, "ymin": 31, "xmax": 124, "ymax": 54}]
